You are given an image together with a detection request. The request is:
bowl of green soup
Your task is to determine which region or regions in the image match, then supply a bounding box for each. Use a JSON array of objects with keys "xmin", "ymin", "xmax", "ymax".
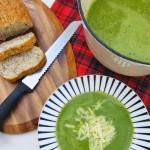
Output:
[
  {"xmin": 38, "ymin": 75, "xmax": 150, "ymax": 150},
  {"xmin": 77, "ymin": 0, "xmax": 150, "ymax": 76}
]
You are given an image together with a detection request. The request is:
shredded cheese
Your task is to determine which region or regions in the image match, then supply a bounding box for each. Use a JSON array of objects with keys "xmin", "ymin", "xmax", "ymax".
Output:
[
  {"xmin": 65, "ymin": 101, "xmax": 116, "ymax": 150},
  {"xmin": 92, "ymin": 100, "xmax": 106, "ymax": 111},
  {"xmin": 65, "ymin": 124, "xmax": 75, "ymax": 129}
]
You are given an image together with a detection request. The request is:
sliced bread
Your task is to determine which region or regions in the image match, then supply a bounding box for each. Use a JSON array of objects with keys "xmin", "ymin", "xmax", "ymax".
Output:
[
  {"xmin": 0, "ymin": 46, "xmax": 46, "ymax": 82},
  {"xmin": 0, "ymin": 0, "xmax": 33, "ymax": 40},
  {"xmin": 0, "ymin": 32, "xmax": 37, "ymax": 61}
]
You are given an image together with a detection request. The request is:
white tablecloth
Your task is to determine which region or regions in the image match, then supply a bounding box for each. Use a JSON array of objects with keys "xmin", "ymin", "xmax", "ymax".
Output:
[{"xmin": 0, "ymin": 1, "xmax": 55, "ymax": 150}]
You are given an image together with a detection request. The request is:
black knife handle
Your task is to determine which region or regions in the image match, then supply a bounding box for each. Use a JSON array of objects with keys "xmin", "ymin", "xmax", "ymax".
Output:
[{"xmin": 0, "ymin": 82, "xmax": 31, "ymax": 125}]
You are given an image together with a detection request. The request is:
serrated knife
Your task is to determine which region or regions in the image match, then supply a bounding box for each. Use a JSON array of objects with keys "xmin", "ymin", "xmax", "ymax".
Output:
[{"xmin": 0, "ymin": 21, "xmax": 82, "ymax": 124}]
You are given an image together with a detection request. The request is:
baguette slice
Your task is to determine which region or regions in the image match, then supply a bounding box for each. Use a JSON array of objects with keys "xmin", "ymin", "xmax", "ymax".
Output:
[
  {"xmin": 0, "ymin": 0, "xmax": 33, "ymax": 40},
  {"xmin": 0, "ymin": 32, "xmax": 37, "ymax": 61},
  {"xmin": 0, "ymin": 46, "xmax": 46, "ymax": 82}
]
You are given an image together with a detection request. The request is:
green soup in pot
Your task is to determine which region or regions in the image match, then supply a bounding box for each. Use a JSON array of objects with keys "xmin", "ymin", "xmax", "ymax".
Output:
[
  {"xmin": 86, "ymin": 0, "xmax": 150, "ymax": 63},
  {"xmin": 56, "ymin": 92, "xmax": 134, "ymax": 150}
]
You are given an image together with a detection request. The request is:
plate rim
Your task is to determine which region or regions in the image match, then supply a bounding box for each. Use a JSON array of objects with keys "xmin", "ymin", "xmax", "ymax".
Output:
[{"xmin": 38, "ymin": 74, "xmax": 150, "ymax": 150}]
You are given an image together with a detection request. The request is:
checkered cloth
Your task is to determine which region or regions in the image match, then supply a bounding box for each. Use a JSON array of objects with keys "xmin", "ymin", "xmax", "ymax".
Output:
[{"xmin": 51, "ymin": 0, "xmax": 150, "ymax": 114}]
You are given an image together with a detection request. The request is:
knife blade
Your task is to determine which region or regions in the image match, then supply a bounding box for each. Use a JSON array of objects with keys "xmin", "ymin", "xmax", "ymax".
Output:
[{"xmin": 0, "ymin": 21, "xmax": 82, "ymax": 124}]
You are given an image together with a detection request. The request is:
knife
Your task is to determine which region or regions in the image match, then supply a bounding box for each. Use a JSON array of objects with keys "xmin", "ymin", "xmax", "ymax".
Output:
[{"xmin": 0, "ymin": 21, "xmax": 82, "ymax": 125}]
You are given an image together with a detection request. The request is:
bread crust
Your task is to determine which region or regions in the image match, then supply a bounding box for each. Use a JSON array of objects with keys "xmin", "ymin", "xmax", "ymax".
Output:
[
  {"xmin": 0, "ymin": 32, "xmax": 37, "ymax": 61},
  {"xmin": 0, "ymin": 46, "xmax": 46, "ymax": 82},
  {"xmin": 0, "ymin": 0, "xmax": 33, "ymax": 40}
]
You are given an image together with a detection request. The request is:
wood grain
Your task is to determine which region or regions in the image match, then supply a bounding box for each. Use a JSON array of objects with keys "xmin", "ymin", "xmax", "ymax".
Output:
[{"xmin": 0, "ymin": 0, "xmax": 77, "ymax": 134}]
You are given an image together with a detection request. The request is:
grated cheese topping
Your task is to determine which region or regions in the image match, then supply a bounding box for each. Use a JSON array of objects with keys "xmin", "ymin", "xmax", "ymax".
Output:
[{"xmin": 65, "ymin": 100, "xmax": 116, "ymax": 150}]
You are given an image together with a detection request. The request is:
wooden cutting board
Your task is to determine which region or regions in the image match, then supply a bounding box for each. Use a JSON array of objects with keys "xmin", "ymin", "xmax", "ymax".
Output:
[{"xmin": 0, "ymin": 0, "xmax": 77, "ymax": 134}]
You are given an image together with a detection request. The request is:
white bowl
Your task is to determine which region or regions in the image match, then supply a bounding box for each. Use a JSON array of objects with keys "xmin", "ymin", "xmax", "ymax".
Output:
[
  {"xmin": 77, "ymin": 0, "xmax": 150, "ymax": 76},
  {"xmin": 38, "ymin": 75, "xmax": 150, "ymax": 150}
]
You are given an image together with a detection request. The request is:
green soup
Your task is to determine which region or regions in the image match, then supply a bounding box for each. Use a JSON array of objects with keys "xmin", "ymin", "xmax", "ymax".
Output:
[
  {"xmin": 56, "ymin": 92, "xmax": 134, "ymax": 150},
  {"xmin": 86, "ymin": 0, "xmax": 150, "ymax": 63}
]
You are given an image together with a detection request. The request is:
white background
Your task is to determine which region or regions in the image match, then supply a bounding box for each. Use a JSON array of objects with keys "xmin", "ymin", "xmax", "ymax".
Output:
[{"xmin": 0, "ymin": 1, "xmax": 55, "ymax": 150}]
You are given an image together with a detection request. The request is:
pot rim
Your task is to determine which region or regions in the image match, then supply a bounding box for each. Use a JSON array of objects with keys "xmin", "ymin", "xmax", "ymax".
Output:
[{"xmin": 77, "ymin": 0, "xmax": 150, "ymax": 65}]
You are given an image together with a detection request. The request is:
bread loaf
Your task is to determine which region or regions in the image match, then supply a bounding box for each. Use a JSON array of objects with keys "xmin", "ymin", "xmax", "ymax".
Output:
[
  {"xmin": 0, "ymin": 32, "xmax": 37, "ymax": 60},
  {"xmin": 0, "ymin": 0, "xmax": 33, "ymax": 40},
  {"xmin": 0, "ymin": 46, "xmax": 46, "ymax": 82}
]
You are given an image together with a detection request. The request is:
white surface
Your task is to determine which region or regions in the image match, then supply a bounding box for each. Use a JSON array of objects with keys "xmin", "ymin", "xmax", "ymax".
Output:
[
  {"xmin": 0, "ymin": 1, "xmax": 54, "ymax": 150},
  {"xmin": 42, "ymin": 0, "xmax": 55, "ymax": 7}
]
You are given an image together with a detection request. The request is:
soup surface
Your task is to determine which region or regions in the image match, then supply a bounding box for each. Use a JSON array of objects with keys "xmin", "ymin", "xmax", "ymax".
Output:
[
  {"xmin": 86, "ymin": 0, "xmax": 150, "ymax": 63},
  {"xmin": 56, "ymin": 92, "xmax": 134, "ymax": 150}
]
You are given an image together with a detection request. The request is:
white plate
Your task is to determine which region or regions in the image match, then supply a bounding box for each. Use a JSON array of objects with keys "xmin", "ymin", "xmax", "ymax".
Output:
[{"xmin": 38, "ymin": 75, "xmax": 150, "ymax": 150}]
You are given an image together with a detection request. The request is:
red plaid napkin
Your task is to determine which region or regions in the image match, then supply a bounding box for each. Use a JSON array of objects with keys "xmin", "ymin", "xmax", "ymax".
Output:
[{"xmin": 51, "ymin": 0, "xmax": 150, "ymax": 114}]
